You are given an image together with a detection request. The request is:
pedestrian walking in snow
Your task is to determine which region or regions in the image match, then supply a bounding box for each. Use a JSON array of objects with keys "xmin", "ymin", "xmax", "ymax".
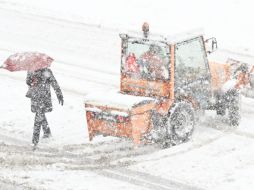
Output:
[{"xmin": 26, "ymin": 68, "xmax": 63, "ymax": 149}]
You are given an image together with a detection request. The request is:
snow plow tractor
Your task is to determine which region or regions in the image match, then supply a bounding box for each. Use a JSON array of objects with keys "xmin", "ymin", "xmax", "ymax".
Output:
[{"xmin": 84, "ymin": 23, "xmax": 245, "ymax": 145}]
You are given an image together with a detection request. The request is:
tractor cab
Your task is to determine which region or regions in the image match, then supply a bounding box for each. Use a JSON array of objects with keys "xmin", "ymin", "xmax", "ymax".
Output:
[{"xmin": 121, "ymin": 23, "xmax": 217, "ymax": 109}]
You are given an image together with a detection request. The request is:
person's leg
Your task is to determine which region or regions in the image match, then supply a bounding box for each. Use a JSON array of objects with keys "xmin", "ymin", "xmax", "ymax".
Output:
[
  {"xmin": 32, "ymin": 112, "xmax": 42, "ymax": 145},
  {"xmin": 41, "ymin": 112, "xmax": 51, "ymax": 138}
]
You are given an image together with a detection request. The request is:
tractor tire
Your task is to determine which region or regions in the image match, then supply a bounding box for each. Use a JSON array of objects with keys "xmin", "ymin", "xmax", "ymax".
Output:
[
  {"xmin": 216, "ymin": 106, "xmax": 226, "ymax": 116},
  {"xmin": 227, "ymin": 90, "xmax": 240, "ymax": 127},
  {"xmin": 216, "ymin": 103, "xmax": 226, "ymax": 116},
  {"xmin": 216, "ymin": 94, "xmax": 226, "ymax": 116},
  {"xmin": 166, "ymin": 102, "xmax": 195, "ymax": 141}
]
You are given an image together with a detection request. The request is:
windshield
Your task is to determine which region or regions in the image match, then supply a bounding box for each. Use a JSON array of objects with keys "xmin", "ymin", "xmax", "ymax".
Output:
[{"xmin": 121, "ymin": 39, "xmax": 170, "ymax": 80}]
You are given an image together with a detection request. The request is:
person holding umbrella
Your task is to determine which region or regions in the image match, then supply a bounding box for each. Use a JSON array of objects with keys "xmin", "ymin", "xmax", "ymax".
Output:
[
  {"xmin": 26, "ymin": 68, "xmax": 64, "ymax": 149},
  {"xmin": 1, "ymin": 52, "xmax": 64, "ymax": 149}
]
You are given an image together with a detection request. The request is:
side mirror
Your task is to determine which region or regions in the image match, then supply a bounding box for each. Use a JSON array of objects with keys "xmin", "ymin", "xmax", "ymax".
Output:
[{"xmin": 205, "ymin": 37, "xmax": 217, "ymax": 54}]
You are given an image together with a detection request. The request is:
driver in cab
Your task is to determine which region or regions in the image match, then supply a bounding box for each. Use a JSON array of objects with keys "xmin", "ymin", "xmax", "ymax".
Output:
[{"xmin": 140, "ymin": 44, "xmax": 167, "ymax": 79}]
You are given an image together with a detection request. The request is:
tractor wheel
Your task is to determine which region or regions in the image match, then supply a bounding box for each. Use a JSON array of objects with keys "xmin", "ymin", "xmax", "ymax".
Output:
[
  {"xmin": 216, "ymin": 106, "xmax": 226, "ymax": 116},
  {"xmin": 227, "ymin": 90, "xmax": 241, "ymax": 127},
  {"xmin": 166, "ymin": 102, "xmax": 195, "ymax": 141},
  {"xmin": 216, "ymin": 94, "xmax": 226, "ymax": 116}
]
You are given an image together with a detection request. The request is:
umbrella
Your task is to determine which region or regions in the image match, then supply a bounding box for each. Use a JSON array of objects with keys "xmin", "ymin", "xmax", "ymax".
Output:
[{"xmin": 1, "ymin": 52, "xmax": 54, "ymax": 72}]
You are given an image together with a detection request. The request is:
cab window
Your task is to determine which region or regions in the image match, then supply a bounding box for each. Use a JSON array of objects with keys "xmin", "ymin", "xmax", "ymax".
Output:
[
  {"xmin": 175, "ymin": 37, "xmax": 208, "ymax": 86},
  {"xmin": 122, "ymin": 39, "xmax": 170, "ymax": 80}
]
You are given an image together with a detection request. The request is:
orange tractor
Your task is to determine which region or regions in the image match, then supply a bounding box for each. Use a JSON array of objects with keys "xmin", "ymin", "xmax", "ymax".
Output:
[{"xmin": 84, "ymin": 23, "xmax": 247, "ymax": 145}]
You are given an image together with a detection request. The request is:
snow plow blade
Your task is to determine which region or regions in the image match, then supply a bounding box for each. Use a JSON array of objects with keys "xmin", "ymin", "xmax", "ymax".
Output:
[
  {"xmin": 209, "ymin": 49, "xmax": 254, "ymax": 92},
  {"xmin": 85, "ymin": 91, "xmax": 157, "ymax": 144}
]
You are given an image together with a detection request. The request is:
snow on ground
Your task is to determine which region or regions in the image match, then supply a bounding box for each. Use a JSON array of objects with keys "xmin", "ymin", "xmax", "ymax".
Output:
[{"xmin": 0, "ymin": 0, "xmax": 254, "ymax": 189}]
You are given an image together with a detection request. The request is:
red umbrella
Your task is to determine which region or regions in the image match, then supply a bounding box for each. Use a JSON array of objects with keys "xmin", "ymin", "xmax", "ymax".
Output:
[{"xmin": 1, "ymin": 52, "xmax": 54, "ymax": 72}]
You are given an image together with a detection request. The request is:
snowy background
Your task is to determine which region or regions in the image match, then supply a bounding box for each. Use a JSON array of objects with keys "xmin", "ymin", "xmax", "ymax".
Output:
[{"xmin": 0, "ymin": 0, "xmax": 254, "ymax": 189}]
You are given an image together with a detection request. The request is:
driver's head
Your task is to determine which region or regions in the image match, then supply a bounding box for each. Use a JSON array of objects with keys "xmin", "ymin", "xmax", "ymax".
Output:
[
  {"xmin": 239, "ymin": 63, "xmax": 248, "ymax": 73},
  {"xmin": 149, "ymin": 44, "xmax": 161, "ymax": 55}
]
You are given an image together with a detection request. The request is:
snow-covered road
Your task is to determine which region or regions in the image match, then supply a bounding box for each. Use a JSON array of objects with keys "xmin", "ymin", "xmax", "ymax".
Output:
[{"xmin": 0, "ymin": 1, "xmax": 254, "ymax": 190}]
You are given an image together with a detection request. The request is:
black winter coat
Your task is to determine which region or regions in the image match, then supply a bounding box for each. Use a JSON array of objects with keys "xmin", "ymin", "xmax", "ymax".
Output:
[{"xmin": 26, "ymin": 68, "xmax": 63, "ymax": 113}]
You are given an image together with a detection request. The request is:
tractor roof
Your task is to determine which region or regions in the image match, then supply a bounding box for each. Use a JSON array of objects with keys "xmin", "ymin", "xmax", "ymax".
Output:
[{"xmin": 120, "ymin": 28, "xmax": 204, "ymax": 45}]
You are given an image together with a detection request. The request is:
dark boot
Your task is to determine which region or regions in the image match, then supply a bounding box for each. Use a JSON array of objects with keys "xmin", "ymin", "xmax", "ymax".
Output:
[{"xmin": 42, "ymin": 127, "xmax": 51, "ymax": 138}]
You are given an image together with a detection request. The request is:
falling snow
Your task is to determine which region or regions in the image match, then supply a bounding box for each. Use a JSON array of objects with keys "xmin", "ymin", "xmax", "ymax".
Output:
[{"xmin": 1, "ymin": 0, "xmax": 254, "ymax": 190}]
